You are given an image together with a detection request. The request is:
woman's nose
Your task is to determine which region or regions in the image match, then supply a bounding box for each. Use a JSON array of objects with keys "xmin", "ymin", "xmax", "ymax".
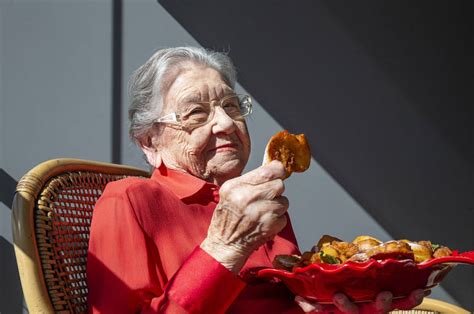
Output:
[{"xmin": 211, "ymin": 107, "xmax": 236, "ymax": 135}]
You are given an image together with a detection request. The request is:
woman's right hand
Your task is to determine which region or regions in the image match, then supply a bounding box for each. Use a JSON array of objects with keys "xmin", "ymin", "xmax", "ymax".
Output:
[{"xmin": 200, "ymin": 160, "xmax": 289, "ymax": 274}]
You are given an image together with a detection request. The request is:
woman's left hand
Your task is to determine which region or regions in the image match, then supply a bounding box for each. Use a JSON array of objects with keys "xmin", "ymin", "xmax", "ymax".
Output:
[{"xmin": 295, "ymin": 289, "xmax": 428, "ymax": 314}]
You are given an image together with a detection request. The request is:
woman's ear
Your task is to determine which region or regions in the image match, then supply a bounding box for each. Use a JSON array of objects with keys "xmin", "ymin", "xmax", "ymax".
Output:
[{"xmin": 140, "ymin": 137, "xmax": 162, "ymax": 168}]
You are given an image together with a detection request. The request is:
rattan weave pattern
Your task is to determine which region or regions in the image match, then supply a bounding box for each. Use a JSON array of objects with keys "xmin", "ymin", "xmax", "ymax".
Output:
[{"xmin": 36, "ymin": 171, "xmax": 128, "ymax": 313}]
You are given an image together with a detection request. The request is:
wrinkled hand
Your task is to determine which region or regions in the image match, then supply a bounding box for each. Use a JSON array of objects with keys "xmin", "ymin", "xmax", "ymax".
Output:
[
  {"xmin": 201, "ymin": 160, "xmax": 288, "ymax": 273},
  {"xmin": 295, "ymin": 289, "xmax": 428, "ymax": 314}
]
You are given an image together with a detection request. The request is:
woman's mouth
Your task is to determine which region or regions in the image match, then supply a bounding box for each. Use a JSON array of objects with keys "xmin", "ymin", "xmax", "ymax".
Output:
[{"xmin": 210, "ymin": 143, "xmax": 238, "ymax": 152}]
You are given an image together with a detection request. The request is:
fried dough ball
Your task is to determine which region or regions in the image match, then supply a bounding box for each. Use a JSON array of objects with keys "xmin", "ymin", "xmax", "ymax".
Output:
[
  {"xmin": 273, "ymin": 235, "xmax": 454, "ymax": 271},
  {"xmin": 348, "ymin": 252, "xmax": 370, "ymax": 263},
  {"xmin": 320, "ymin": 243, "xmax": 342, "ymax": 262},
  {"xmin": 433, "ymin": 246, "xmax": 453, "ymax": 258},
  {"xmin": 263, "ymin": 130, "xmax": 311, "ymax": 179},
  {"xmin": 417, "ymin": 240, "xmax": 433, "ymax": 250},
  {"xmin": 400, "ymin": 240, "xmax": 433, "ymax": 263},
  {"xmin": 352, "ymin": 235, "xmax": 382, "ymax": 252},
  {"xmin": 331, "ymin": 241, "xmax": 359, "ymax": 261},
  {"xmin": 366, "ymin": 240, "xmax": 414, "ymax": 261}
]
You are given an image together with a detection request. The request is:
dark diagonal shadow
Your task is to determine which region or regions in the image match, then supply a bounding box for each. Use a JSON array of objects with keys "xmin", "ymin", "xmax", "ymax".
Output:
[
  {"xmin": 0, "ymin": 168, "xmax": 18, "ymax": 209},
  {"xmin": 0, "ymin": 237, "xmax": 24, "ymax": 314}
]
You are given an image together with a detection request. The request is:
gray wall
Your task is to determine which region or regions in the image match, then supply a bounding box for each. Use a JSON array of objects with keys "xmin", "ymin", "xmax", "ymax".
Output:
[
  {"xmin": 0, "ymin": 1, "xmax": 112, "ymax": 312},
  {"xmin": 0, "ymin": 0, "xmax": 463, "ymax": 312}
]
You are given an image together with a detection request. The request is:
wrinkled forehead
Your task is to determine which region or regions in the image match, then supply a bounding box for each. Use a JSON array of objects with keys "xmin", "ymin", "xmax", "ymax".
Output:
[{"xmin": 163, "ymin": 66, "xmax": 234, "ymax": 111}]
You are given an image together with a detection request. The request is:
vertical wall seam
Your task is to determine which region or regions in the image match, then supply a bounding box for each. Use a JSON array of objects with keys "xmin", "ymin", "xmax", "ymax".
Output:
[{"xmin": 112, "ymin": 0, "xmax": 123, "ymax": 164}]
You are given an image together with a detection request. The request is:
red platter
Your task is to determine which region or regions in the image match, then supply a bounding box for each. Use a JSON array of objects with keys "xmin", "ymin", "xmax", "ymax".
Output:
[{"xmin": 257, "ymin": 251, "xmax": 474, "ymax": 303}]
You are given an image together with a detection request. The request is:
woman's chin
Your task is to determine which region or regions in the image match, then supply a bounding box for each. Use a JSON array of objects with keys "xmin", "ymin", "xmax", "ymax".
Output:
[{"xmin": 208, "ymin": 158, "xmax": 246, "ymax": 181}]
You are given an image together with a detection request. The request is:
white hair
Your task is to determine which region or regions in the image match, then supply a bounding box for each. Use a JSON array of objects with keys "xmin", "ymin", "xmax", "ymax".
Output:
[{"xmin": 128, "ymin": 46, "xmax": 237, "ymax": 145}]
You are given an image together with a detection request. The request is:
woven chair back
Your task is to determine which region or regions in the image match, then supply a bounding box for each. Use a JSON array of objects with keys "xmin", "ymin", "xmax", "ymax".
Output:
[
  {"xmin": 13, "ymin": 159, "xmax": 149, "ymax": 314},
  {"xmin": 37, "ymin": 172, "xmax": 127, "ymax": 313}
]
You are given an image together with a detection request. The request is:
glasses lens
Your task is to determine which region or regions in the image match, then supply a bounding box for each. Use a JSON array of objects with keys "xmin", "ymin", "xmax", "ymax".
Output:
[
  {"xmin": 181, "ymin": 103, "xmax": 211, "ymax": 126},
  {"xmin": 222, "ymin": 95, "xmax": 252, "ymax": 118},
  {"xmin": 181, "ymin": 95, "xmax": 252, "ymax": 127},
  {"xmin": 239, "ymin": 95, "xmax": 252, "ymax": 116},
  {"xmin": 221, "ymin": 95, "xmax": 244, "ymax": 118}
]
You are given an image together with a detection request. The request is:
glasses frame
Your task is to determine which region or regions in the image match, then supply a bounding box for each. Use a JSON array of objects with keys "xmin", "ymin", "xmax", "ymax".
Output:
[{"xmin": 155, "ymin": 94, "xmax": 253, "ymax": 129}]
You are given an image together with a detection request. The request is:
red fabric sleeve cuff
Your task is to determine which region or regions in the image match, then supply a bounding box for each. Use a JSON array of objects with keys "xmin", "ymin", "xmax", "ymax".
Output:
[{"xmin": 166, "ymin": 246, "xmax": 246, "ymax": 314}]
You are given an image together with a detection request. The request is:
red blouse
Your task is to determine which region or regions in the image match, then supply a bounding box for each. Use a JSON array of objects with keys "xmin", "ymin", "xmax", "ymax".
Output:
[{"xmin": 87, "ymin": 165, "xmax": 304, "ymax": 313}]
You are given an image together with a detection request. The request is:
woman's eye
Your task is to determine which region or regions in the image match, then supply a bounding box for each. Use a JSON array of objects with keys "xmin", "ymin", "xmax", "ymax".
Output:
[
  {"xmin": 223, "ymin": 102, "xmax": 240, "ymax": 110},
  {"xmin": 183, "ymin": 106, "xmax": 209, "ymax": 122},
  {"xmin": 185, "ymin": 104, "xmax": 209, "ymax": 114},
  {"xmin": 189, "ymin": 108, "xmax": 206, "ymax": 114}
]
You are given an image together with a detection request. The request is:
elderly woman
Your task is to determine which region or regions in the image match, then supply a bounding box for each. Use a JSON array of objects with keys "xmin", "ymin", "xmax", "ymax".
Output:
[{"xmin": 87, "ymin": 47, "xmax": 425, "ymax": 313}]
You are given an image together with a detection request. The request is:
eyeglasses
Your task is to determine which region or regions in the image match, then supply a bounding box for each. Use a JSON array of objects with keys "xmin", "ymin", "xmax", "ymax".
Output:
[{"xmin": 155, "ymin": 94, "xmax": 252, "ymax": 129}]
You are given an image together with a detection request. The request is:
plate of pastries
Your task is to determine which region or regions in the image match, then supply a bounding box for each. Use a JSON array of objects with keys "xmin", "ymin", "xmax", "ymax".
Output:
[
  {"xmin": 257, "ymin": 234, "xmax": 474, "ymax": 303},
  {"xmin": 259, "ymin": 131, "xmax": 473, "ymax": 302}
]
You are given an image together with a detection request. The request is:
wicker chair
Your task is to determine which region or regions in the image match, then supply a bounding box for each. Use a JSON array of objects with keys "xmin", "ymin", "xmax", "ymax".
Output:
[
  {"xmin": 11, "ymin": 159, "xmax": 470, "ymax": 314},
  {"xmin": 12, "ymin": 158, "xmax": 149, "ymax": 313},
  {"xmin": 392, "ymin": 298, "xmax": 470, "ymax": 314}
]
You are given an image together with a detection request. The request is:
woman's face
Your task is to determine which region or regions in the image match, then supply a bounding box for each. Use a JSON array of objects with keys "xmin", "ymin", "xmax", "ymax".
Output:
[{"xmin": 151, "ymin": 64, "xmax": 251, "ymax": 185}]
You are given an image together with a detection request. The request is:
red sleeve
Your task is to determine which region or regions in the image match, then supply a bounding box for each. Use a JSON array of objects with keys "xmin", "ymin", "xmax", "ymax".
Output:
[{"xmin": 87, "ymin": 192, "xmax": 245, "ymax": 314}]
